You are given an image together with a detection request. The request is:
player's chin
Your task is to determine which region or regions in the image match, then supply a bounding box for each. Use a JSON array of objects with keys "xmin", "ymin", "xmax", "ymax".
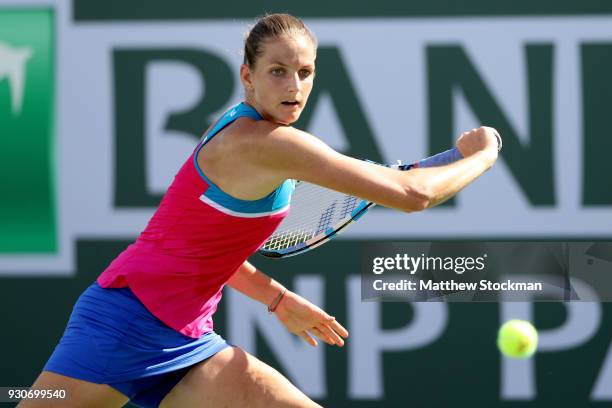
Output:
[{"xmin": 275, "ymin": 110, "xmax": 303, "ymax": 125}]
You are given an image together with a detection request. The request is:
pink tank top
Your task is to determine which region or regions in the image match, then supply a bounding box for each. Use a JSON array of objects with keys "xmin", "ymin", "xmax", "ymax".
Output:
[{"xmin": 98, "ymin": 103, "xmax": 294, "ymax": 338}]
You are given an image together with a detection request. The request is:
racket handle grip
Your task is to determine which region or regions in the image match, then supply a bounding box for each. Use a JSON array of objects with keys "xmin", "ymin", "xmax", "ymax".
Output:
[{"xmin": 416, "ymin": 147, "xmax": 463, "ymax": 168}]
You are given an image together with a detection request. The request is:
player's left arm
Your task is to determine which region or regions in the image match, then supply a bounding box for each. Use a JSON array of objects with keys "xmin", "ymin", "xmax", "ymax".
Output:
[{"xmin": 227, "ymin": 261, "xmax": 348, "ymax": 346}]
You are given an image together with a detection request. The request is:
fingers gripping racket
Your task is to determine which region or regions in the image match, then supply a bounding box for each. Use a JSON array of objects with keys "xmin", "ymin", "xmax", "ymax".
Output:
[{"xmin": 259, "ymin": 147, "xmax": 465, "ymax": 258}]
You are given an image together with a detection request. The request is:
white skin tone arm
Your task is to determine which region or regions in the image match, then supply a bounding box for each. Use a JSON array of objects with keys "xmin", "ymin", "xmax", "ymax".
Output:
[
  {"xmin": 227, "ymin": 260, "xmax": 349, "ymax": 347},
  {"xmin": 235, "ymin": 120, "xmax": 499, "ymax": 212},
  {"xmin": 227, "ymin": 261, "xmax": 283, "ymax": 306},
  {"xmin": 224, "ymin": 122, "xmax": 498, "ymax": 347}
]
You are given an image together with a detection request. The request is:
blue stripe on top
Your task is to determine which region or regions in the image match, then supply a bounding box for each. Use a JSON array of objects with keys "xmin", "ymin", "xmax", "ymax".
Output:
[{"xmin": 193, "ymin": 102, "xmax": 294, "ymax": 216}]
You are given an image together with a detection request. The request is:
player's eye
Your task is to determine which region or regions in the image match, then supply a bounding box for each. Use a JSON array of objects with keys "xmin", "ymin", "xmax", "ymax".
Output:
[
  {"xmin": 271, "ymin": 68, "xmax": 285, "ymax": 76},
  {"xmin": 299, "ymin": 69, "xmax": 313, "ymax": 79}
]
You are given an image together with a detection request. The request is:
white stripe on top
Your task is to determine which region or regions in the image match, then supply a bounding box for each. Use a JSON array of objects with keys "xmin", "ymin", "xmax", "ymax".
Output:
[{"xmin": 199, "ymin": 194, "xmax": 290, "ymax": 218}]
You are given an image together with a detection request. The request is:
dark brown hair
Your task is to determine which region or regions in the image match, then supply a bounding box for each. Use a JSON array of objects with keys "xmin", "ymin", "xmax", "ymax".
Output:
[{"xmin": 244, "ymin": 13, "xmax": 317, "ymax": 67}]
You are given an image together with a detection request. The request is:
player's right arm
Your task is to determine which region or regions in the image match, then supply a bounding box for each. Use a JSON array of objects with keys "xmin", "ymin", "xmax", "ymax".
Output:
[{"xmin": 242, "ymin": 122, "xmax": 499, "ymax": 213}]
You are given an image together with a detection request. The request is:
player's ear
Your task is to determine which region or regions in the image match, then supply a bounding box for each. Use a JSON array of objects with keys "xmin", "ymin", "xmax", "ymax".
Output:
[{"xmin": 240, "ymin": 64, "xmax": 254, "ymax": 91}]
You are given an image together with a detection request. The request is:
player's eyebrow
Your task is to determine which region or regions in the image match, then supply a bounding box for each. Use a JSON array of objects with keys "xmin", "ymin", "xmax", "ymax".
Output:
[{"xmin": 269, "ymin": 61, "xmax": 314, "ymax": 69}]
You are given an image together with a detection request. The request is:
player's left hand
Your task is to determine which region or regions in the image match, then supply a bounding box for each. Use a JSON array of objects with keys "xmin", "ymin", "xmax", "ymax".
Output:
[{"xmin": 273, "ymin": 290, "xmax": 349, "ymax": 347}]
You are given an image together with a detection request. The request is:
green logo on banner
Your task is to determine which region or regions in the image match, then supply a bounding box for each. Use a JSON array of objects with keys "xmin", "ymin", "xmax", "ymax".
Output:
[{"xmin": 0, "ymin": 9, "xmax": 56, "ymax": 253}]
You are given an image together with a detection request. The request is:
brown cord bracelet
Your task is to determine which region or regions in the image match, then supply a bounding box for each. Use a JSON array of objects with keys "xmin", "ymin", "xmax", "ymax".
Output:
[{"xmin": 267, "ymin": 287, "xmax": 287, "ymax": 313}]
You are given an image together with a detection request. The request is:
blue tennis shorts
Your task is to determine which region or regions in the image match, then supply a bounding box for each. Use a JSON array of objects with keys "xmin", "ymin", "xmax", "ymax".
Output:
[{"xmin": 44, "ymin": 282, "xmax": 230, "ymax": 407}]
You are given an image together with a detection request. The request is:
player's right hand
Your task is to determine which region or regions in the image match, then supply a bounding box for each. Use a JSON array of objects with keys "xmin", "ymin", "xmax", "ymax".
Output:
[{"xmin": 456, "ymin": 126, "xmax": 500, "ymax": 158}]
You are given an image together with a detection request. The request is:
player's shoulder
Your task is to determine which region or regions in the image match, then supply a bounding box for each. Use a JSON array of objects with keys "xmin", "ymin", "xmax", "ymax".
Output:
[{"xmin": 229, "ymin": 117, "xmax": 311, "ymax": 151}]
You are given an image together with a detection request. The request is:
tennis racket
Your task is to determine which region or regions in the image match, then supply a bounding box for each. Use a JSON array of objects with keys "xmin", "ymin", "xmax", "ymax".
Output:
[{"xmin": 259, "ymin": 147, "xmax": 465, "ymax": 258}]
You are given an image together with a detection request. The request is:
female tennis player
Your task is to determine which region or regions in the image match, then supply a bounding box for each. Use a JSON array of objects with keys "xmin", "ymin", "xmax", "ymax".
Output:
[{"xmin": 21, "ymin": 13, "xmax": 499, "ymax": 408}]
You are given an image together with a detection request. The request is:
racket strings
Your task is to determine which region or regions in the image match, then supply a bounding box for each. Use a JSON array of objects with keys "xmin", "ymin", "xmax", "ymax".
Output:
[
  {"xmin": 316, "ymin": 202, "xmax": 336, "ymax": 234},
  {"xmin": 261, "ymin": 181, "xmax": 365, "ymax": 252},
  {"xmin": 339, "ymin": 195, "xmax": 359, "ymax": 219}
]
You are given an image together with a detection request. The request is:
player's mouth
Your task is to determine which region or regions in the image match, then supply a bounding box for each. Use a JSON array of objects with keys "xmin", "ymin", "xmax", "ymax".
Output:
[{"xmin": 281, "ymin": 100, "xmax": 300, "ymax": 107}]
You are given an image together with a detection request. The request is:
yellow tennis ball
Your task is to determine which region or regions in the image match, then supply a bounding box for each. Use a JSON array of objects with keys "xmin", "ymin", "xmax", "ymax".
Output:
[{"xmin": 497, "ymin": 319, "xmax": 538, "ymax": 358}]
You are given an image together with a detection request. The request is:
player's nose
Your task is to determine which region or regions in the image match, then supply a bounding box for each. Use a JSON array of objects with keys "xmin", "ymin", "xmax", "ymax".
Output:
[{"xmin": 286, "ymin": 72, "xmax": 300, "ymax": 93}]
